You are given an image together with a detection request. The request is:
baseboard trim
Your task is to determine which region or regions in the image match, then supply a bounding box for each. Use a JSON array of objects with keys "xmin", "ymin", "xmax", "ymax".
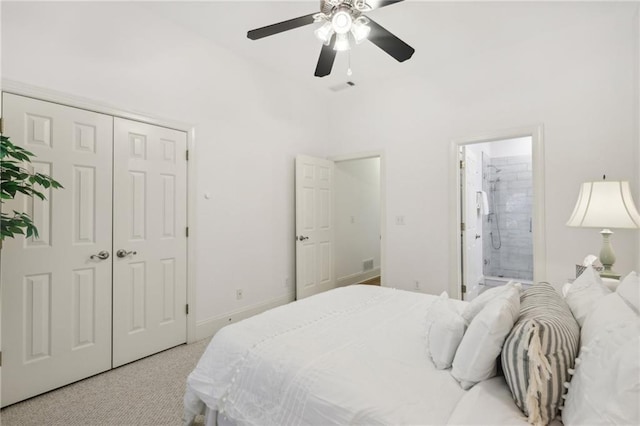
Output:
[
  {"xmin": 336, "ymin": 268, "xmax": 381, "ymax": 287},
  {"xmin": 195, "ymin": 292, "xmax": 295, "ymax": 341}
]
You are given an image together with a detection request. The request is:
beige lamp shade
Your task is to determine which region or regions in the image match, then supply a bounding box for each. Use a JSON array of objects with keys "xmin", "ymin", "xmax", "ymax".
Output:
[{"xmin": 566, "ymin": 181, "xmax": 640, "ymax": 229}]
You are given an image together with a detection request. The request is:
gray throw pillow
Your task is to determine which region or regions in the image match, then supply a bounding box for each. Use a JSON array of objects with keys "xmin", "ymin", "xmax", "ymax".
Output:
[{"xmin": 501, "ymin": 283, "xmax": 580, "ymax": 425}]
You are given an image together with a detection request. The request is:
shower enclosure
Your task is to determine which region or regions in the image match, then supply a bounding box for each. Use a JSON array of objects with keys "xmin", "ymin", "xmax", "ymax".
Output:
[{"xmin": 481, "ymin": 146, "xmax": 533, "ymax": 283}]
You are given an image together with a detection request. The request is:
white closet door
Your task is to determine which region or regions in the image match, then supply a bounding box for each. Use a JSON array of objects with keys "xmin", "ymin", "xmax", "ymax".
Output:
[
  {"xmin": 1, "ymin": 93, "xmax": 113, "ymax": 407},
  {"xmin": 112, "ymin": 118, "xmax": 188, "ymax": 367}
]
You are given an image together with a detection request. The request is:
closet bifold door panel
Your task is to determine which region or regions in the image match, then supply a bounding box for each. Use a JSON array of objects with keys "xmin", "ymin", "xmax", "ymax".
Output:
[
  {"xmin": 0, "ymin": 94, "xmax": 189, "ymax": 406},
  {"xmin": 112, "ymin": 118, "xmax": 188, "ymax": 368},
  {"xmin": 1, "ymin": 93, "xmax": 114, "ymax": 407}
]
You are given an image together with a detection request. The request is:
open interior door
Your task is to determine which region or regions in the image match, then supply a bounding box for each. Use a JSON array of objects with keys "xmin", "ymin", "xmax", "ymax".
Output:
[
  {"xmin": 295, "ymin": 155, "xmax": 335, "ymax": 299},
  {"xmin": 461, "ymin": 147, "xmax": 484, "ymax": 300}
]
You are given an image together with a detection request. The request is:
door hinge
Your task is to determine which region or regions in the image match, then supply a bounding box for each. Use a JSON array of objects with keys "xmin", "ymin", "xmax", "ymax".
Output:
[
  {"xmin": 461, "ymin": 222, "xmax": 466, "ymax": 231},
  {"xmin": 186, "ymin": 150, "xmax": 189, "ymax": 161},
  {"xmin": 0, "ymin": 117, "xmax": 4, "ymax": 134},
  {"xmin": 462, "ymin": 285, "xmax": 467, "ymax": 294},
  {"xmin": 460, "ymin": 160, "xmax": 465, "ymax": 169},
  {"xmin": 186, "ymin": 304, "xmax": 189, "ymax": 315},
  {"xmin": 186, "ymin": 227, "xmax": 189, "ymax": 237}
]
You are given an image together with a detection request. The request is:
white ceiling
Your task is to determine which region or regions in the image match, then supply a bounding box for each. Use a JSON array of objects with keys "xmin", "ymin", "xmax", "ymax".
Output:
[
  {"xmin": 139, "ymin": 1, "xmax": 598, "ymax": 94},
  {"xmin": 140, "ymin": 1, "xmax": 448, "ymax": 92}
]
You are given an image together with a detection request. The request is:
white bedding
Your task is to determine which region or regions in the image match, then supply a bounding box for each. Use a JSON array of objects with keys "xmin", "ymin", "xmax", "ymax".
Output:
[{"xmin": 184, "ymin": 285, "xmax": 532, "ymax": 425}]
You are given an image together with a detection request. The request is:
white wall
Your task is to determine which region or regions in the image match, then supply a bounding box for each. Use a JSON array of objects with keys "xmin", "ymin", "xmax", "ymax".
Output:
[
  {"xmin": 488, "ymin": 137, "xmax": 532, "ymax": 159},
  {"xmin": 636, "ymin": 5, "xmax": 640, "ymax": 271},
  {"xmin": 335, "ymin": 158, "xmax": 381, "ymax": 281},
  {"xmin": 1, "ymin": 1, "xmax": 638, "ymax": 333},
  {"xmin": 472, "ymin": 137, "xmax": 532, "ymax": 160},
  {"xmin": 0, "ymin": 2, "xmax": 331, "ymax": 331},
  {"xmin": 326, "ymin": 2, "xmax": 640, "ymax": 293}
]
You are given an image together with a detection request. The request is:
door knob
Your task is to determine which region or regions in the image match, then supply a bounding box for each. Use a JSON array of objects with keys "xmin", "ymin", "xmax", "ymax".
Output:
[
  {"xmin": 297, "ymin": 235, "xmax": 309, "ymax": 241},
  {"xmin": 116, "ymin": 249, "xmax": 137, "ymax": 258},
  {"xmin": 475, "ymin": 234, "xmax": 481, "ymax": 240},
  {"xmin": 90, "ymin": 250, "xmax": 110, "ymax": 260}
]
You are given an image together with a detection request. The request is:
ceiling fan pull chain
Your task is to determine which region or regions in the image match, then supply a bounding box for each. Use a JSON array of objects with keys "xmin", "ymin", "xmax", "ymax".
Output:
[{"xmin": 347, "ymin": 50, "xmax": 353, "ymax": 76}]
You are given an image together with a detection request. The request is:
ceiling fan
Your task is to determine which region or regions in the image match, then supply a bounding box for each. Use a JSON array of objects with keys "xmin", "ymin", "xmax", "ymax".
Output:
[{"xmin": 247, "ymin": 0, "xmax": 415, "ymax": 77}]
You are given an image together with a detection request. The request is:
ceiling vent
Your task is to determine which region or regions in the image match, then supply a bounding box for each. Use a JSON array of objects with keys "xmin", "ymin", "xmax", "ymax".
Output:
[{"xmin": 329, "ymin": 81, "xmax": 356, "ymax": 92}]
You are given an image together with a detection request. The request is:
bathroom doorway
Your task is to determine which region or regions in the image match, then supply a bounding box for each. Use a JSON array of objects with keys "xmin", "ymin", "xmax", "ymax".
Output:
[{"xmin": 450, "ymin": 127, "xmax": 546, "ymax": 300}]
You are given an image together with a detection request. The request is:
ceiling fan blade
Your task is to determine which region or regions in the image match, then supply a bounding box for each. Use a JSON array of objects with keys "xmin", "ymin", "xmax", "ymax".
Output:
[
  {"xmin": 367, "ymin": 18, "xmax": 415, "ymax": 62},
  {"xmin": 367, "ymin": 0, "xmax": 405, "ymax": 10},
  {"xmin": 314, "ymin": 34, "xmax": 337, "ymax": 77},
  {"xmin": 247, "ymin": 13, "xmax": 316, "ymax": 40}
]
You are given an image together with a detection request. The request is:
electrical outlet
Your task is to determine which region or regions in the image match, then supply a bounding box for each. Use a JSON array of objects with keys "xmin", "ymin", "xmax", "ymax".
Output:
[
  {"xmin": 414, "ymin": 280, "xmax": 420, "ymax": 290},
  {"xmin": 396, "ymin": 216, "xmax": 405, "ymax": 225},
  {"xmin": 285, "ymin": 277, "xmax": 290, "ymax": 288},
  {"xmin": 236, "ymin": 289, "xmax": 243, "ymax": 300}
]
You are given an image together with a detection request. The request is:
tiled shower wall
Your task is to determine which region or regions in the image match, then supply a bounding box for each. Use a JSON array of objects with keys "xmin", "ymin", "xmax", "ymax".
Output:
[{"xmin": 482, "ymin": 154, "xmax": 533, "ymax": 281}]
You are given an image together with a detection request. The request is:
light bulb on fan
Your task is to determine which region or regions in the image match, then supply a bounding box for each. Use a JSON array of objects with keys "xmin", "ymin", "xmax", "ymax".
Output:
[
  {"xmin": 334, "ymin": 33, "xmax": 351, "ymax": 51},
  {"xmin": 314, "ymin": 21, "xmax": 334, "ymax": 44},
  {"xmin": 332, "ymin": 10, "xmax": 353, "ymax": 34}
]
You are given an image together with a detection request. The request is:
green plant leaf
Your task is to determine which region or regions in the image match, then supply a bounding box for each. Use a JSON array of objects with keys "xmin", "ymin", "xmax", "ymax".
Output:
[{"xmin": 0, "ymin": 135, "xmax": 63, "ymax": 240}]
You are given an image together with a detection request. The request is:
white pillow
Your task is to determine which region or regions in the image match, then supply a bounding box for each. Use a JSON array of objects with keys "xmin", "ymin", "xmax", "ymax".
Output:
[
  {"xmin": 580, "ymin": 291, "xmax": 637, "ymax": 349},
  {"xmin": 425, "ymin": 292, "xmax": 449, "ymax": 332},
  {"xmin": 451, "ymin": 285, "xmax": 521, "ymax": 389},
  {"xmin": 564, "ymin": 265, "xmax": 611, "ymax": 326},
  {"xmin": 616, "ymin": 271, "xmax": 639, "ymax": 313},
  {"xmin": 461, "ymin": 281, "xmax": 521, "ymax": 325},
  {"xmin": 562, "ymin": 320, "xmax": 640, "ymax": 425},
  {"xmin": 428, "ymin": 300, "xmax": 466, "ymax": 369}
]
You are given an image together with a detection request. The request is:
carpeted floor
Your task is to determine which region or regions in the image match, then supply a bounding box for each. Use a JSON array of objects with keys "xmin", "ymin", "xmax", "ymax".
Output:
[{"xmin": 1, "ymin": 338, "xmax": 211, "ymax": 426}]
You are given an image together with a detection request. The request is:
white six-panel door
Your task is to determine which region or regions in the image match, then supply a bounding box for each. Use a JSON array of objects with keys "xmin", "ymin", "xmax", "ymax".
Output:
[
  {"xmin": 295, "ymin": 155, "xmax": 335, "ymax": 299},
  {"xmin": 1, "ymin": 93, "xmax": 114, "ymax": 406},
  {"xmin": 1, "ymin": 95, "xmax": 188, "ymax": 405},
  {"xmin": 112, "ymin": 118, "xmax": 187, "ymax": 367}
]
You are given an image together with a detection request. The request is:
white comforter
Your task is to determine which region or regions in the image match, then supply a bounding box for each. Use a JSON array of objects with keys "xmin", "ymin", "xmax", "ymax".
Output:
[{"xmin": 184, "ymin": 285, "xmax": 532, "ymax": 426}]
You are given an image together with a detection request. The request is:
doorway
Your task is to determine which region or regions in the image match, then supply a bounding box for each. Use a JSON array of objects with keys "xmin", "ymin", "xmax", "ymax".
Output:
[
  {"xmin": 449, "ymin": 127, "xmax": 546, "ymax": 300},
  {"xmin": 294, "ymin": 153, "xmax": 384, "ymax": 300},
  {"xmin": 334, "ymin": 156, "xmax": 382, "ymax": 287},
  {"xmin": 461, "ymin": 137, "xmax": 534, "ymax": 300}
]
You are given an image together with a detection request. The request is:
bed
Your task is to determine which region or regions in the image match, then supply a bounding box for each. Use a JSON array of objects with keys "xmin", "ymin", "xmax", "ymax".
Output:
[{"xmin": 184, "ymin": 274, "xmax": 639, "ymax": 426}]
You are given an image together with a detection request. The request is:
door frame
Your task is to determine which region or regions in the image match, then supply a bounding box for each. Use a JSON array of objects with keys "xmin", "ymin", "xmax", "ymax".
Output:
[
  {"xmin": 1, "ymin": 79, "xmax": 198, "ymax": 343},
  {"xmin": 449, "ymin": 126, "xmax": 546, "ymax": 300},
  {"xmin": 328, "ymin": 151, "xmax": 386, "ymax": 286}
]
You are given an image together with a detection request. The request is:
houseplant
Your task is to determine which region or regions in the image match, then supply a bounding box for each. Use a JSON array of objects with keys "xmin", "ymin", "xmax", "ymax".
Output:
[{"xmin": 1, "ymin": 134, "xmax": 62, "ymax": 244}]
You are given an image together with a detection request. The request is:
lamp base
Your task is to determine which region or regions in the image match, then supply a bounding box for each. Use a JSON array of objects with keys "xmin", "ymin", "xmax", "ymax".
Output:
[
  {"xmin": 599, "ymin": 270, "xmax": 621, "ymax": 280},
  {"xmin": 598, "ymin": 229, "xmax": 621, "ymax": 280}
]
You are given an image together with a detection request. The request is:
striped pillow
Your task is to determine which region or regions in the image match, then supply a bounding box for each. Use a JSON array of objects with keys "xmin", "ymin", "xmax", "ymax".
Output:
[{"xmin": 501, "ymin": 283, "xmax": 580, "ymax": 425}]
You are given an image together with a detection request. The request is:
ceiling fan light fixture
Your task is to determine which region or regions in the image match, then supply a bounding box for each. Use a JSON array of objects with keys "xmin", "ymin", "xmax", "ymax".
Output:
[
  {"xmin": 246, "ymin": 0, "xmax": 415, "ymax": 78},
  {"xmin": 333, "ymin": 33, "xmax": 351, "ymax": 51},
  {"xmin": 351, "ymin": 17, "xmax": 370, "ymax": 43},
  {"xmin": 332, "ymin": 9, "xmax": 353, "ymax": 34},
  {"xmin": 314, "ymin": 21, "xmax": 334, "ymax": 44}
]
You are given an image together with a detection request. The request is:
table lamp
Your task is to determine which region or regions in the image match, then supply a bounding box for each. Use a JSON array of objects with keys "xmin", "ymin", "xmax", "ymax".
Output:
[{"xmin": 566, "ymin": 179, "xmax": 640, "ymax": 279}]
